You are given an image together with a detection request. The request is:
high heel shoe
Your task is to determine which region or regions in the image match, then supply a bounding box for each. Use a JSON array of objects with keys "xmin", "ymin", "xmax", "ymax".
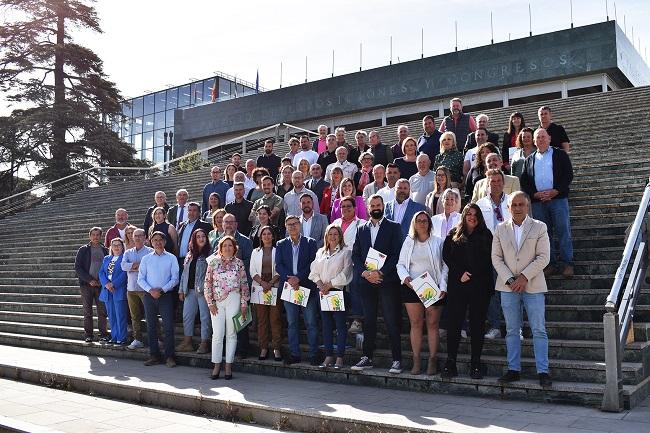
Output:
[
  {"xmin": 258, "ymin": 350, "xmax": 268, "ymax": 361},
  {"xmin": 210, "ymin": 368, "xmax": 221, "ymax": 380},
  {"xmin": 224, "ymin": 373, "xmax": 233, "ymax": 380},
  {"xmin": 273, "ymin": 350, "xmax": 282, "ymax": 362}
]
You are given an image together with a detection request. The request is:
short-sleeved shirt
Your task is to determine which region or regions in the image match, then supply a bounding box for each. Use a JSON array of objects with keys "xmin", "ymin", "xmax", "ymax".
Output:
[{"xmin": 544, "ymin": 123, "xmax": 570, "ymax": 149}]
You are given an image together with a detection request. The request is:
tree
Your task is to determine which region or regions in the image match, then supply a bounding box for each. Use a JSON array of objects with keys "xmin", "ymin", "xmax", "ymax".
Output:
[{"xmin": 0, "ymin": 0, "xmax": 146, "ymax": 184}]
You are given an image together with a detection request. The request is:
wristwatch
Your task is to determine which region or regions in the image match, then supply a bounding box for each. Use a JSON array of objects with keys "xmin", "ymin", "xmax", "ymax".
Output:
[{"xmin": 506, "ymin": 277, "xmax": 516, "ymax": 286}]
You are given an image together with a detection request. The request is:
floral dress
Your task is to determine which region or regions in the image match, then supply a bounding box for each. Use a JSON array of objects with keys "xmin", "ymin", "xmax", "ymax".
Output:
[{"xmin": 204, "ymin": 255, "xmax": 250, "ymax": 304}]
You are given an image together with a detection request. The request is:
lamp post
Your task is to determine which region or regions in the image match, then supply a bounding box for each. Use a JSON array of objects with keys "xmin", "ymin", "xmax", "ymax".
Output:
[{"xmin": 163, "ymin": 131, "xmax": 173, "ymax": 173}]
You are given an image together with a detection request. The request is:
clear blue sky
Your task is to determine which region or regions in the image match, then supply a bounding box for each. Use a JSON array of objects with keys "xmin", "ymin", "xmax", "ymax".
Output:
[{"xmin": 81, "ymin": 0, "xmax": 650, "ymax": 100}]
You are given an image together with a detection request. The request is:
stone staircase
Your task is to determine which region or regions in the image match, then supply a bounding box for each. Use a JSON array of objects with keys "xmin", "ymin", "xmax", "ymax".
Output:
[{"xmin": 1, "ymin": 86, "xmax": 650, "ymax": 410}]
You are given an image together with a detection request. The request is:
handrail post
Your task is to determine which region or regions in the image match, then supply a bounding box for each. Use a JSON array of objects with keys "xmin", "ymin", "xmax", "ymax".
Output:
[{"xmin": 602, "ymin": 311, "xmax": 623, "ymax": 411}]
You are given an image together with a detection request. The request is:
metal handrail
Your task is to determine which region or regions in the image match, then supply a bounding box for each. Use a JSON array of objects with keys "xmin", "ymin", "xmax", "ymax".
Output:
[{"xmin": 602, "ymin": 180, "xmax": 650, "ymax": 411}]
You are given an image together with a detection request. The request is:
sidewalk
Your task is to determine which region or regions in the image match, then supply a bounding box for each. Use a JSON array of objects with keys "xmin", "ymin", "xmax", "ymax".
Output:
[{"xmin": 1, "ymin": 345, "xmax": 650, "ymax": 433}]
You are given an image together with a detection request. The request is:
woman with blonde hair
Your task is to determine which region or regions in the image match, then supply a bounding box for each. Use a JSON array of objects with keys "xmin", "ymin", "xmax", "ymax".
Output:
[
  {"xmin": 204, "ymin": 235, "xmax": 250, "ymax": 380},
  {"xmin": 123, "ymin": 224, "xmax": 138, "ymax": 249},
  {"xmin": 309, "ymin": 224, "xmax": 353, "ymax": 369},
  {"xmin": 434, "ymin": 131, "xmax": 463, "ymax": 187},
  {"xmin": 330, "ymin": 177, "xmax": 367, "ymax": 221},
  {"xmin": 425, "ymin": 166, "xmax": 461, "ymax": 216},
  {"xmin": 208, "ymin": 208, "xmax": 226, "ymax": 251},
  {"xmin": 397, "ymin": 211, "xmax": 448, "ymax": 375}
]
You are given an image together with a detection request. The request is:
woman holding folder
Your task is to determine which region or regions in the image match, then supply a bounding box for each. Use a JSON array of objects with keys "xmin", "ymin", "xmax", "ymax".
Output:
[
  {"xmin": 309, "ymin": 224, "xmax": 353, "ymax": 369},
  {"xmin": 204, "ymin": 235, "xmax": 250, "ymax": 380},
  {"xmin": 397, "ymin": 211, "xmax": 448, "ymax": 375},
  {"xmin": 250, "ymin": 226, "xmax": 282, "ymax": 362}
]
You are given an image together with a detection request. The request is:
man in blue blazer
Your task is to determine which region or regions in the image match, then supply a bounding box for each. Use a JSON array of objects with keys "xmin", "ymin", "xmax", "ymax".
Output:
[
  {"xmin": 351, "ymin": 194, "xmax": 404, "ymax": 374},
  {"xmin": 384, "ymin": 179, "xmax": 427, "ymax": 240},
  {"xmin": 276, "ymin": 215, "xmax": 319, "ymax": 365}
]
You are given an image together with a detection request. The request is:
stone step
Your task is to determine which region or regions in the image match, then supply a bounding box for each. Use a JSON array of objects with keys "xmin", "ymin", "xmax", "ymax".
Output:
[{"xmin": 545, "ymin": 305, "xmax": 650, "ymax": 322}]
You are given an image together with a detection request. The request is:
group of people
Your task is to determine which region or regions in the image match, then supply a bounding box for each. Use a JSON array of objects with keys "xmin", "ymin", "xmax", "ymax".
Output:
[{"xmin": 75, "ymin": 97, "xmax": 574, "ymax": 387}]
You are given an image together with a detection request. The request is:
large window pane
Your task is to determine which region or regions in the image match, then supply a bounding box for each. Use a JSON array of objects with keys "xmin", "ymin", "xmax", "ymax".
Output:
[
  {"xmin": 144, "ymin": 94, "xmax": 155, "ymax": 115},
  {"xmin": 166, "ymin": 88, "xmax": 178, "ymax": 110},
  {"xmin": 191, "ymin": 81, "xmax": 203, "ymax": 105},
  {"xmin": 132, "ymin": 117, "xmax": 143, "ymax": 134},
  {"xmin": 121, "ymin": 119, "xmax": 130, "ymax": 138},
  {"xmin": 144, "ymin": 131, "xmax": 154, "ymax": 154},
  {"xmin": 133, "ymin": 133, "xmax": 142, "ymax": 152},
  {"xmin": 154, "ymin": 129, "xmax": 165, "ymax": 147},
  {"xmin": 204, "ymin": 78, "xmax": 215, "ymax": 102},
  {"xmin": 155, "ymin": 91, "xmax": 166, "ymax": 112},
  {"xmin": 143, "ymin": 114, "xmax": 154, "ymax": 132},
  {"xmin": 154, "ymin": 145, "xmax": 164, "ymax": 163},
  {"xmin": 166, "ymin": 110, "xmax": 175, "ymax": 128},
  {"xmin": 179, "ymin": 84, "xmax": 190, "ymax": 107},
  {"xmin": 122, "ymin": 102, "xmax": 132, "ymax": 118},
  {"xmin": 236, "ymin": 83, "xmax": 244, "ymax": 97},
  {"xmin": 154, "ymin": 111, "xmax": 165, "ymax": 130},
  {"xmin": 132, "ymin": 97, "xmax": 144, "ymax": 117},
  {"xmin": 218, "ymin": 78, "xmax": 231, "ymax": 100},
  {"xmin": 243, "ymin": 86, "xmax": 255, "ymax": 96}
]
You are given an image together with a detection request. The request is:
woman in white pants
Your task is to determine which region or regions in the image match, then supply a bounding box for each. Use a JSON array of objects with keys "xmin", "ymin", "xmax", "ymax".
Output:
[{"xmin": 204, "ymin": 236, "xmax": 249, "ymax": 380}]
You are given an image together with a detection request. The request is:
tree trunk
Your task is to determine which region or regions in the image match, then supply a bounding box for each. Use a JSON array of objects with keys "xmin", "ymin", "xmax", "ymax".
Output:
[{"xmin": 51, "ymin": 9, "xmax": 69, "ymax": 178}]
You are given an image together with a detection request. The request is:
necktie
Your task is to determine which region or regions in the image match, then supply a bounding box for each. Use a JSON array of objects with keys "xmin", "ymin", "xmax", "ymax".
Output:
[{"xmin": 178, "ymin": 206, "xmax": 184, "ymax": 229}]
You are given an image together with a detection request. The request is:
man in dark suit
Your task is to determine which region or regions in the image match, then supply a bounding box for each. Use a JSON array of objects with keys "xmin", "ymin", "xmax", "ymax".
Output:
[
  {"xmin": 276, "ymin": 215, "xmax": 319, "ymax": 365},
  {"xmin": 299, "ymin": 194, "xmax": 328, "ymax": 248},
  {"xmin": 384, "ymin": 179, "xmax": 427, "ymax": 241},
  {"xmin": 305, "ymin": 163, "xmax": 329, "ymax": 204},
  {"xmin": 177, "ymin": 202, "xmax": 212, "ymax": 262},
  {"xmin": 351, "ymin": 195, "xmax": 404, "ymax": 374},
  {"xmin": 167, "ymin": 189, "xmax": 189, "ymax": 229}
]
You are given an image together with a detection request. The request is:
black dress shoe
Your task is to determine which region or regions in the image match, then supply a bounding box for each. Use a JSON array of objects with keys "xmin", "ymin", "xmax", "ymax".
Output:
[
  {"xmin": 498, "ymin": 370, "xmax": 521, "ymax": 383},
  {"xmin": 440, "ymin": 362, "xmax": 458, "ymax": 379},
  {"xmin": 309, "ymin": 356, "xmax": 320, "ymax": 366},
  {"xmin": 538, "ymin": 373, "xmax": 552, "ymax": 387},
  {"xmin": 285, "ymin": 355, "xmax": 301, "ymax": 365},
  {"xmin": 224, "ymin": 374, "xmax": 233, "ymax": 380}
]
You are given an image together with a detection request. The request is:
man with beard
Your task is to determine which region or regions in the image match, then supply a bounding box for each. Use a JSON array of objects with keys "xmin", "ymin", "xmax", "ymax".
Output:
[
  {"xmin": 105, "ymin": 208, "xmax": 129, "ymax": 245},
  {"xmin": 252, "ymin": 176, "xmax": 284, "ymax": 226},
  {"xmin": 538, "ymin": 105, "xmax": 570, "ymax": 152},
  {"xmin": 384, "ymin": 179, "xmax": 427, "ymax": 241},
  {"xmin": 439, "ymin": 97, "xmax": 476, "ymax": 151},
  {"xmin": 316, "ymin": 134, "xmax": 339, "ymax": 173},
  {"xmin": 417, "ymin": 115, "xmax": 443, "ymax": 162},
  {"xmin": 256, "ymin": 139, "xmax": 282, "ymax": 180},
  {"xmin": 299, "ymin": 194, "xmax": 328, "ymax": 248},
  {"xmin": 293, "ymin": 135, "xmax": 319, "ymax": 167},
  {"xmin": 351, "ymin": 195, "xmax": 403, "ymax": 374}
]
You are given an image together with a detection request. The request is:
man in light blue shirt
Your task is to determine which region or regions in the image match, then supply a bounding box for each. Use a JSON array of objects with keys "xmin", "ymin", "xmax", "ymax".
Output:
[
  {"xmin": 121, "ymin": 228, "xmax": 152, "ymax": 350},
  {"xmin": 138, "ymin": 231, "xmax": 179, "ymax": 368}
]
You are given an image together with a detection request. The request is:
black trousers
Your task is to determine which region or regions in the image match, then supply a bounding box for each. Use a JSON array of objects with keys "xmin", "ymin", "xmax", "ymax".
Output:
[
  {"xmin": 360, "ymin": 283, "xmax": 402, "ymax": 362},
  {"xmin": 446, "ymin": 285, "xmax": 491, "ymax": 367}
]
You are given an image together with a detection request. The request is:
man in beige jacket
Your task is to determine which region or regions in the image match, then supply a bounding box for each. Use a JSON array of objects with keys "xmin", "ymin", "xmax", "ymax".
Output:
[{"xmin": 492, "ymin": 191, "xmax": 552, "ymax": 387}]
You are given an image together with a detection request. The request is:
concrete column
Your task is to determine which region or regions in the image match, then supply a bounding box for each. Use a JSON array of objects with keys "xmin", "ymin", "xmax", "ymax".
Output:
[
  {"xmin": 561, "ymin": 81, "xmax": 568, "ymax": 99},
  {"xmin": 438, "ymin": 101, "xmax": 445, "ymax": 118},
  {"xmin": 503, "ymin": 90, "xmax": 509, "ymax": 107},
  {"xmin": 602, "ymin": 74, "xmax": 608, "ymax": 92},
  {"xmin": 381, "ymin": 111, "xmax": 387, "ymax": 126}
]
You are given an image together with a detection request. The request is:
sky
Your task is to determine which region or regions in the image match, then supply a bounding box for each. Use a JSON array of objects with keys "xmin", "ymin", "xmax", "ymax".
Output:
[{"xmin": 79, "ymin": 0, "xmax": 650, "ymax": 100}]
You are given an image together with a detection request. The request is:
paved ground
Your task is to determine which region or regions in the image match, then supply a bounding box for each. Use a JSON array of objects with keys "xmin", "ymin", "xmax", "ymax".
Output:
[{"xmin": 2, "ymin": 345, "xmax": 650, "ymax": 433}]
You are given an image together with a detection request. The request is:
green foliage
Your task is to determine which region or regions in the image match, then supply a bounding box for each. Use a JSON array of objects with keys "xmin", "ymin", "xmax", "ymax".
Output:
[{"xmin": 174, "ymin": 151, "xmax": 207, "ymax": 174}]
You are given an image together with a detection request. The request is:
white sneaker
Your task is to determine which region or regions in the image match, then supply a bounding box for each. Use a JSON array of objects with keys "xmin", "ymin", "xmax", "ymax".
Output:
[
  {"xmin": 520, "ymin": 329, "xmax": 524, "ymax": 341},
  {"xmin": 127, "ymin": 339, "xmax": 144, "ymax": 350},
  {"xmin": 484, "ymin": 328, "xmax": 501, "ymax": 339},
  {"xmin": 348, "ymin": 320, "xmax": 363, "ymax": 334},
  {"xmin": 461, "ymin": 330, "xmax": 468, "ymax": 339},
  {"xmin": 438, "ymin": 328, "xmax": 447, "ymax": 338},
  {"xmin": 388, "ymin": 361, "xmax": 402, "ymax": 374}
]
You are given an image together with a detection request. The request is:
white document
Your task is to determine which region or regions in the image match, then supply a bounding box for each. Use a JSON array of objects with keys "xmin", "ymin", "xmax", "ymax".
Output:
[
  {"xmin": 508, "ymin": 147, "xmax": 517, "ymax": 165},
  {"xmin": 411, "ymin": 271, "xmax": 443, "ymax": 308},
  {"xmin": 365, "ymin": 247, "xmax": 387, "ymax": 271},
  {"xmin": 250, "ymin": 286, "xmax": 278, "ymax": 306},
  {"xmin": 280, "ymin": 282, "xmax": 310, "ymax": 307},
  {"xmin": 320, "ymin": 291, "xmax": 346, "ymax": 312}
]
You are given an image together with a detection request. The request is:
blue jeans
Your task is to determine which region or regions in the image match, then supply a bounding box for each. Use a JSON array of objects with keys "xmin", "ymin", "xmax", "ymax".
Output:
[
  {"xmin": 143, "ymin": 291, "xmax": 175, "ymax": 359},
  {"xmin": 531, "ymin": 198, "xmax": 574, "ymax": 267},
  {"xmin": 182, "ymin": 289, "xmax": 211, "ymax": 340},
  {"xmin": 321, "ymin": 306, "xmax": 348, "ymax": 357},
  {"xmin": 349, "ymin": 273, "xmax": 364, "ymax": 318},
  {"xmin": 284, "ymin": 290, "xmax": 319, "ymax": 358},
  {"xmin": 501, "ymin": 291, "xmax": 549, "ymax": 373}
]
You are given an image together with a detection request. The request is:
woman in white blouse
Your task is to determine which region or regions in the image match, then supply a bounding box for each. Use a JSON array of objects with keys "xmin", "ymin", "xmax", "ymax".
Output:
[
  {"xmin": 309, "ymin": 224, "xmax": 353, "ymax": 369},
  {"xmin": 431, "ymin": 188, "xmax": 462, "ymax": 240},
  {"xmin": 397, "ymin": 210, "xmax": 449, "ymax": 375}
]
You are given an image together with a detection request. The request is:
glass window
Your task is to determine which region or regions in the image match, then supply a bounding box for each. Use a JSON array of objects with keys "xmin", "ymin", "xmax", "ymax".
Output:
[
  {"xmin": 144, "ymin": 94, "xmax": 155, "ymax": 115},
  {"xmin": 191, "ymin": 81, "xmax": 203, "ymax": 105},
  {"xmin": 154, "ymin": 111, "xmax": 165, "ymax": 130},
  {"xmin": 243, "ymin": 86, "xmax": 255, "ymax": 96},
  {"xmin": 166, "ymin": 110, "xmax": 175, "ymax": 128},
  {"xmin": 132, "ymin": 97, "xmax": 144, "ymax": 117},
  {"xmin": 154, "ymin": 129, "xmax": 165, "ymax": 147},
  {"xmin": 218, "ymin": 78, "xmax": 231, "ymax": 100},
  {"xmin": 179, "ymin": 85, "xmax": 191, "ymax": 107},
  {"xmin": 155, "ymin": 91, "xmax": 166, "ymax": 112},
  {"xmin": 154, "ymin": 145, "xmax": 164, "ymax": 163},
  {"xmin": 166, "ymin": 88, "xmax": 178, "ymax": 110},
  {"xmin": 204, "ymin": 78, "xmax": 216, "ymax": 102},
  {"xmin": 143, "ymin": 114, "xmax": 154, "ymax": 132},
  {"xmin": 133, "ymin": 133, "xmax": 142, "ymax": 152},
  {"xmin": 121, "ymin": 119, "xmax": 130, "ymax": 138},
  {"xmin": 132, "ymin": 117, "xmax": 143, "ymax": 135},
  {"xmin": 136, "ymin": 149, "xmax": 142, "ymax": 159},
  {"xmin": 144, "ymin": 131, "xmax": 154, "ymax": 151},
  {"xmin": 236, "ymin": 83, "xmax": 244, "ymax": 97},
  {"xmin": 111, "ymin": 116, "xmax": 120, "ymax": 134},
  {"xmin": 122, "ymin": 102, "xmax": 131, "ymax": 118}
]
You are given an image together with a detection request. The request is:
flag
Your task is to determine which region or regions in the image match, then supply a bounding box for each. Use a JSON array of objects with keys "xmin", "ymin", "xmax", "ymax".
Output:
[{"xmin": 255, "ymin": 70, "xmax": 259, "ymax": 93}]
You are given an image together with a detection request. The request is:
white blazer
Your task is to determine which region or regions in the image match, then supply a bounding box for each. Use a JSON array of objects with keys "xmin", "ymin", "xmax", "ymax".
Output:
[
  {"xmin": 332, "ymin": 217, "xmax": 365, "ymax": 251},
  {"xmin": 249, "ymin": 247, "xmax": 278, "ymax": 291},
  {"xmin": 396, "ymin": 235, "xmax": 448, "ymax": 292},
  {"xmin": 477, "ymin": 194, "xmax": 511, "ymax": 234},
  {"xmin": 431, "ymin": 212, "xmax": 461, "ymax": 239}
]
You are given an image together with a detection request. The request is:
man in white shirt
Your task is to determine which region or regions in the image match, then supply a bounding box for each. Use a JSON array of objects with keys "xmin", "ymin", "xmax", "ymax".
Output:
[
  {"xmin": 377, "ymin": 162, "xmax": 400, "ymax": 204},
  {"xmin": 463, "ymin": 128, "xmax": 488, "ymax": 176},
  {"xmin": 408, "ymin": 154, "xmax": 435, "ymax": 205},
  {"xmin": 324, "ymin": 146, "xmax": 358, "ymax": 183},
  {"xmin": 293, "ymin": 135, "xmax": 319, "ymax": 167},
  {"xmin": 225, "ymin": 172, "xmax": 252, "ymax": 204},
  {"xmin": 244, "ymin": 159, "xmax": 257, "ymax": 191}
]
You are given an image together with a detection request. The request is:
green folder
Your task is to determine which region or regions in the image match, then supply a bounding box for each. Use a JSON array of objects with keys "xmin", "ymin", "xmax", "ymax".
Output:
[{"xmin": 232, "ymin": 305, "xmax": 252, "ymax": 333}]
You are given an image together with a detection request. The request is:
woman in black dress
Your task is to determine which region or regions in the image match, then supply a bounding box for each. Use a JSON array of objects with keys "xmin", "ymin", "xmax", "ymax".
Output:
[
  {"xmin": 148, "ymin": 207, "xmax": 178, "ymax": 256},
  {"xmin": 441, "ymin": 203, "xmax": 494, "ymax": 379}
]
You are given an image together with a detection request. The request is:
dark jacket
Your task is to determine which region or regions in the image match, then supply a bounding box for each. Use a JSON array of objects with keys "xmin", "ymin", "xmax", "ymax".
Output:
[
  {"xmin": 75, "ymin": 243, "xmax": 109, "ymax": 287},
  {"xmin": 143, "ymin": 202, "xmax": 170, "ymax": 236},
  {"xmin": 317, "ymin": 149, "xmax": 338, "ymax": 173},
  {"xmin": 275, "ymin": 235, "xmax": 318, "ymax": 298},
  {"xmin": 256, "ymin": 153, "xmax": 282, "ymax": 180},
  {"xmin": 202, "ymin": 180, "xmax": 230, "ymax": 214},
  {"xmin": 442, "ymin": 227, "xmax": 494, "ymax": 296},
  {"xmin": 352, "ymin": 218, "xmax": 402, "ymax": 288},
  {"xmin": 418, "ymin": 131, "xmax": 443, "ymax": 162},
  {"xmin": 520, "ymin": 148, "xmax": 573, "ymax": 202},
  {"xmin": 177, "ymin": 219, "xmax": 212, "ymax": 256},
  {"xmin": 369, "ymin": 143, "xmax": 393, "ymax": 167},
  {"xmin": 306, "ymin": 177, "xmax": 330, "ymax": 204},
  {"xmin": 465, "ymin": 130, "xmax": 500, "ymax": 151}
]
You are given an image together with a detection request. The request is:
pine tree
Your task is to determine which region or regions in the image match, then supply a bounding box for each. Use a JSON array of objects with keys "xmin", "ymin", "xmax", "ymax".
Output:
[{"xmin": 0, "ymin": 0, "xmax": 146, "ymax": 184}]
